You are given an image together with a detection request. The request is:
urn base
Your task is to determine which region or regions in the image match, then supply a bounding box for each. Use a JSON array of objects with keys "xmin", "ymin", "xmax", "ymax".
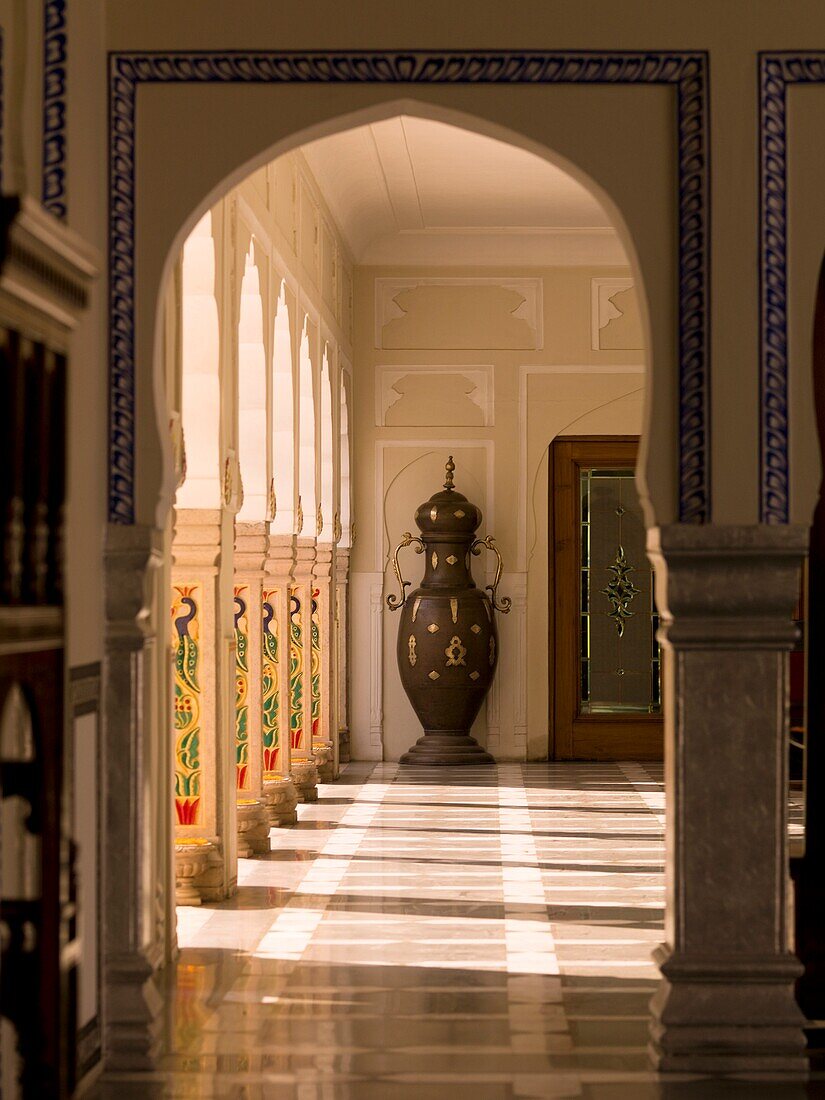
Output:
[{"xmin": 399, "ymin": 730, "xmax": 495, "ymax": 766}]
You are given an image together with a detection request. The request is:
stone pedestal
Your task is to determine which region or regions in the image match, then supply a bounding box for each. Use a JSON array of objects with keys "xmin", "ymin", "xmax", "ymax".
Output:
[
  {"xmin": 312, "ymin": 739, "xmax": 335, "ymax": 782},
  {"xmin": 236, "ymin": 798, "xmax": 270, "ymax": 855},
  {"xmin": 291, "ymin": 758, "xmax": 319, "ymax": 803},
  {"xmin": 647, "ymin": 525, "xmax": 808, "ymax": 1077},
  {"xmin": 262, "ymin": 773, "xmax": 299, "ymax": 827},
  {"xmin": 174, "ymin": 839, "xmax": 215, "ymax": 906},
  {"xmin": 338, "ymin": 729, "xmax": 351, "ymax": 764}
]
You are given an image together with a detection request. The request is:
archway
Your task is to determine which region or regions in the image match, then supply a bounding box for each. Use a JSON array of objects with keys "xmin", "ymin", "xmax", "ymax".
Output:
[{"xmin": 102, "ymin": 87, "xmax": 804, "ymax": 1083}]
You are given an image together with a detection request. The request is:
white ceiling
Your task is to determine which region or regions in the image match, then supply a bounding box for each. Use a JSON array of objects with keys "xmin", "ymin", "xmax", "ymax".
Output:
[{"xmin": 300, "ymin": 116, "xmax": 626, "ymax": 266}]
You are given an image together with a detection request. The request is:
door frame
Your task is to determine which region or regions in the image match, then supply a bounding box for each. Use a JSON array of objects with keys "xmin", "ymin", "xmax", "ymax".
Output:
[{"xmin": 549, "ymin": 436, "xmax": 663, "ymax": 760}]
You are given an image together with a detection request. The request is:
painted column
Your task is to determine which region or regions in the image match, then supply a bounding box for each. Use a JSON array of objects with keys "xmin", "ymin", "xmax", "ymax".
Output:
[
  {"xmin": 262, "ymin": 533, "xmax": 300, "ymax": 821},
  {"xmin": 290, "ymin": 536, "xmax": 319, "ymax": 800},
  {"xmin": 647, "ymin": 525, "xmax": 808, "ymax": 1076},
  {"xmin": 171, "ymin": 509, "xmax": 236, "ymax": 902},
  {"xmin": 233, "ymin": 523, "xmax": 271, "ymax": 854},
  {"xmin": 335, "ymin": 546, "xmax": 351, "ymax": 766},
  {"xmin": 312, "ymin": 537, "xmax": 336, "ymax": 781}
]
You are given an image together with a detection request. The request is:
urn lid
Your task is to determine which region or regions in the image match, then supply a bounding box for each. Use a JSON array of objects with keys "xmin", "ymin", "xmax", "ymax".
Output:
[{"xmin": 414, "ymin": 456, "xmax": 482, "ymax": 536}]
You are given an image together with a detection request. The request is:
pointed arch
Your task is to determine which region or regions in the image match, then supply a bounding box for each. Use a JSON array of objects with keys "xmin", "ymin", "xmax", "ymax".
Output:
[
  {"xmin": 237, "ymin": 244, "xmax": 268, "ymax": 522},
  {"xmin": 270, "ymin": 279, "xmax": 295, "ymax": 535},
  {"xmin": 177, "ymin": 211, "xmax": 220, "ymax": 508},
  {"xmin": 339, "ymin": 365, "xmax": 352, "ymax": 548},
  {"xmin": 297, "ymin": 317, "xmax": 317, "ymax": 535},
  {"xmin": 319, "ymin": 344, "xmax": 335, "ymax": 542}
]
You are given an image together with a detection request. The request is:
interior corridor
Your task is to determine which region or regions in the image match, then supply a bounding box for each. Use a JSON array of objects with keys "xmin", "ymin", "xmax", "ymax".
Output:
[{"xmin": 86, "ymin": 759, "xmax": 807, "ymax": 1099}]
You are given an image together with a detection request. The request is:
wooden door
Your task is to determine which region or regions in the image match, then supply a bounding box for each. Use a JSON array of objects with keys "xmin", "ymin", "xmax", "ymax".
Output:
[{"xmin": 550, "ymin": 438, "xmax": 663, "ymax": 760}]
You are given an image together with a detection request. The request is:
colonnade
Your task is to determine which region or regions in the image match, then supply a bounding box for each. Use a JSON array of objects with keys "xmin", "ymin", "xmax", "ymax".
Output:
[{"xmin": 164, "ymin": 199, "xmax": 353, "ymax": 905}]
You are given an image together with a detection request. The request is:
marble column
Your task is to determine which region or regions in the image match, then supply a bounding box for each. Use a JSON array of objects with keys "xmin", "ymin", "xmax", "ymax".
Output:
[
  {"xmin": 312, "ymin": 538, "xmax": 336, "ymax": 781},
  {"xmin": 335, "ymin": 546, "xmax": 351, "ymax": 767},
  {"xmin": 233, "ymin": 523, "xmax": 271, "ymax": 854},
  {"xmin": 171, "ymin": 509, "xmax": 236, "ymax": 901},
  {"xmin": 647, "ymin": 525, "xmax": 808, "ymax": 1077},
  {"xmin": 102, "ymin": 524, "xmax": 165, "ymax": 1067}
]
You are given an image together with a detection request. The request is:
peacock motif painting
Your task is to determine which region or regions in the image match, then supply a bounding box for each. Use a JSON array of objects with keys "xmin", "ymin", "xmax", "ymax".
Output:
[
  {"xmin": 310, "ymin": 587, "xmax": 321, "ymax": 741},
  {"xmin": 262, "ymin": 589, "xmax": 280, "ymax": 773},
  {"xmin": 171, "ymin": 583, "xmax": 202, "ymax": 824},
  {"xmin": 234, "ymin": 586, "xmax": 250, "ymax": 789},
  {"xmin": 289, "ymin": 588, "xmax": 304, "ymax": 752}
]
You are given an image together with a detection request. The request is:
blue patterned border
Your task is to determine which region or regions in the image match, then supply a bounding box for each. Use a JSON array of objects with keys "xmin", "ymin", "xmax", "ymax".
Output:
[
  {"xmin": 758, "ymin": 53, "xmax": 825, "ymax": 523},
  {"xmin": 42, "ymin": 0, "xmax": 67, "ymax": 219},
  {"xmin": 108, "ymin": 50, "xmax": 710, "ymax": 525}
]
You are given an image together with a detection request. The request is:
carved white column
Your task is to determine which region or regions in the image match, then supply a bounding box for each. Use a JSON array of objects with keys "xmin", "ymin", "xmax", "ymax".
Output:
[
  {"xmin": 102, "ymin": 524, "xmax": 165, "ymax": 1067},
  {"xmin": 233, "ymin": 523, "xmax": 271, "ymax": 854},
  {"xmin": 312, "ymin": 538, "xmax": 336, "ymax": 781},
  {"xmin": 647, "ymin": 525, "xmax": 808, "ymax": 1076},
  {"xmin": 170, "ymin": 509, "xmax": 236, "ymax": 901},
  {"xmin": 335, "ymin": 547, "xmax": 351, "ymax": 766}
]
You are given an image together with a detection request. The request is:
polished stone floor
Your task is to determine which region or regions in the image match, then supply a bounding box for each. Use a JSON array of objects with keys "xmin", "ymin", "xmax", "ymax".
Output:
[{"xmin": 89, "ymin": 762, "xmax": 819, "ymax": 1099}]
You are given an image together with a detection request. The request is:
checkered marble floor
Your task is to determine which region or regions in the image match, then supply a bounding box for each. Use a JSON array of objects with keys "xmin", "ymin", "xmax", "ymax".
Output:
[{"xmin": 88, "ymin": 762, "xmax": 816, "ymax": 1099}]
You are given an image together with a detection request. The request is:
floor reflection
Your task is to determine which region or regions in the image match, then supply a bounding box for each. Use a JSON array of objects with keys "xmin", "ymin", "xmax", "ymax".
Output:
[{"xmin": 87, "ymin": 761, "xmax": 818, "ymax": 1099}]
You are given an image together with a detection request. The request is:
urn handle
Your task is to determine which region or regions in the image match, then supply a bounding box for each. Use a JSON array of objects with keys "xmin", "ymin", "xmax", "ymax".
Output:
[
  {"xmin": 386, "ymin": 531, "xmax": 425, "ymax": 611},
  {"xmin": 471, "ymin": 536, "xmax": 512, "ymax": 614}
]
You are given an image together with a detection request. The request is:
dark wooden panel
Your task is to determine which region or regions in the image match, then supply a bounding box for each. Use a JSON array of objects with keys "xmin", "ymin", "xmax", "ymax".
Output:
[{"xmin": 550, "ymin": 437, "xmax": 663, "ymax": 761}]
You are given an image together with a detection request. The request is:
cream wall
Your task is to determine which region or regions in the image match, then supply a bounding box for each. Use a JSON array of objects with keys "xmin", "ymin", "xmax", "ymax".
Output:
[{"xmin": 349, "ymin": 264, "xmax": 643, "ymax": 761}]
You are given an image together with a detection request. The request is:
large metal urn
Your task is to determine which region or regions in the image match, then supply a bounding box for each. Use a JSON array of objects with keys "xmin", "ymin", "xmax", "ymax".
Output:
[{"xmin": 387, "ymin": 457, "xmax": 510, "ymax": 764}]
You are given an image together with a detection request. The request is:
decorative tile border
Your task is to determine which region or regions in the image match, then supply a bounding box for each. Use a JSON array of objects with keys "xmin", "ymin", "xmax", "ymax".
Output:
[
  {"xmin": 108, "ymin": 50, "xmax": 711, "ymax": 525},
  {"xmin": 759, "ymin": 53, "xmax": 825, "ymax": 524},
  {"xmin": 43, "ymin": 0, "xmax": 67, "ymax": 219}
]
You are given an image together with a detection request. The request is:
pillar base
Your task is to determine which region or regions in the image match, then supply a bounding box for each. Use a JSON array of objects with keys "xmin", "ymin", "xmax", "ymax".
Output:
[
  {"xmin": 236, "ymin": 798, "xmax": 270, "ymax": 856},
  {"xmin": 649, "ymin": 946, "xmax": 808, "ymax": 1076},
  {"xmin": 338, "ymin": 727, "xmax": 351, "ymax": 764},
  {"xmin": 174, "ymin": 840, "xmax": 215, "ymax": 906},
  {"xmin": 312, "ymin": 740, "xmax": 335, "ymax": 782},
  {"xmin": 400, "ymin": 730, "xmax": 494, "ymax": 766},
  {"xmin": 103, "ymin": 952, "xmax": 164, "ymax": 1070},
  {"xmin": 291, "ymin": 759, "xmax": 319, "ymax": 802},
  {"xmin": 263, "ymin": 773, "xmax": 299, "ymax": 826}
]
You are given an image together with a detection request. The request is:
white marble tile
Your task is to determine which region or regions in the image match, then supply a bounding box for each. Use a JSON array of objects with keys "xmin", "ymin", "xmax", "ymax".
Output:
[{"xmin": 88, "ymin": 761, "xmax": 819, "ymax": 1099}]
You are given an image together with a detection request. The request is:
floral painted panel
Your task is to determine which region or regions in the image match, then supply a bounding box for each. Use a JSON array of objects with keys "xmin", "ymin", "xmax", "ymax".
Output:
[
  {"xmin": 289, "ymin": 587, "xmax": 304, "ymax": 752},
  {"xmin": 262, "ymin": 588, "xmax": 281, "ymax": 775},
  {"xmin": 171, "ymin": 583, "xmax": 202, "ymax": 825},
  {"xmin": 234, "ymin": 585, "xmax": 250, "ymax": 790},
  {"xmin": 310, "ymin": 586, "xmax": 321, "ymax": 741}
]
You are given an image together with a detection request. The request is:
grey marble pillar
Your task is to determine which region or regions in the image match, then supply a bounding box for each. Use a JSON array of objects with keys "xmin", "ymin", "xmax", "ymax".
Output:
[
  {"xmin": 647, "ymin": 525, "xmax": 808, "ymax": 1077},
  {"xmin": 102, "ymin": 524, "xmax": 165, "ymax": 1068}
]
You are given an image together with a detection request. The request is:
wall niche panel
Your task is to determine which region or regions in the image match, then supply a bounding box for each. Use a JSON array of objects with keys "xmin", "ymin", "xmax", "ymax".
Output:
[
  {"xmin": 376, "ymin": 364, "xmax": 493, "ymax": 427},
  {"xmin": 591, "ymin": 278, "xmax": 643, "ymax": 350},
  {"xmin": 375, "ymin": 277, "xmax": 543, "ymax": 350}
]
